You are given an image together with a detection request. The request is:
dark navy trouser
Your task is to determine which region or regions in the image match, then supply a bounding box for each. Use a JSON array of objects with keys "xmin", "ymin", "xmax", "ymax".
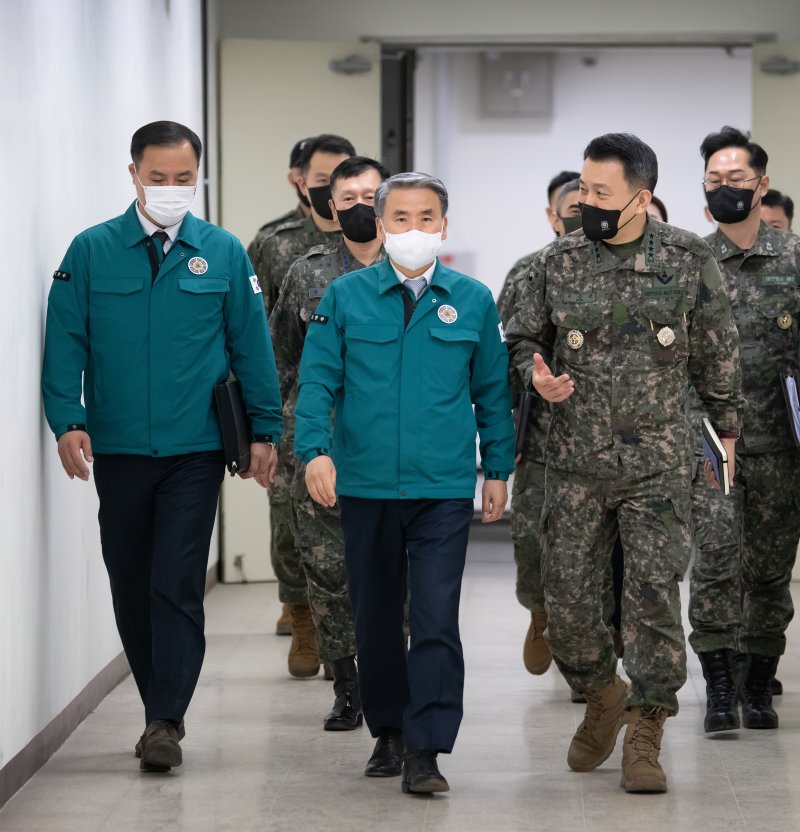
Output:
[
  {"xmin": 338, "ymin": 496, "xmax": 473, "ymax": 754},
  {"xmin": 93, "ymin": 451, "xmax": 224, "ymax": 724}
]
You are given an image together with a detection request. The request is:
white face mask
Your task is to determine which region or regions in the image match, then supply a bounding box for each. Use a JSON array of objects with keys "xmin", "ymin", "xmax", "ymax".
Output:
[
  {"xmin": 382, "ymin": 227, "xmax": 443, "ymax": 271},
  {"xmin": 137, "ymin": 175, "xmax": 196, "ymax": 227}
]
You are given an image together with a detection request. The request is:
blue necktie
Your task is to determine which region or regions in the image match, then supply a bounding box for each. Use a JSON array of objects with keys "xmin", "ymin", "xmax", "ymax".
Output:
[{"xmin": 404, "ymin": 277, "xmax": 427, "ymax": 300}]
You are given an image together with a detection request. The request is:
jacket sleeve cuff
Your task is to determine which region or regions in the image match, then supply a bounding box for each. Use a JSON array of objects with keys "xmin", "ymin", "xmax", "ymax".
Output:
[{"xmin": 482, "ymin": 469, "xmax": 510, "ymax": 481}]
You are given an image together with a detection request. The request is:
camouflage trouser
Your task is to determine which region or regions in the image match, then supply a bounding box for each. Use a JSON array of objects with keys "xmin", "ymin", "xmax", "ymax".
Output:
[
  {"xmin": 739, "ymin": 449, "xmax": 800, "ymax": 656},
  {"xmin": 513, "ymin": 457, "xmax": 616, "ymax": 625},
  {"xmin": 269, "ymin": 444, "xmax": 307, "ymax": 606},
  {"xmin": 688, "ymin": 457, "xmax": 741, "ymax": 653},
  {"xmin": 290, "ymin": 467, "xmax": 357, "ymax": 662},
  {"xmin": 541, "ymin": 464, "xmax": 692, "ymax": 715}
]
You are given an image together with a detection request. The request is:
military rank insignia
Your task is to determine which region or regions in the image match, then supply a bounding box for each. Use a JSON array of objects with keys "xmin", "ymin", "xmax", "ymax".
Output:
[
  {"xmin": 566, "ymin": 329, "xmax": 584, "ymax": 350},
  {"xmin": 777, "ymin": 314, "xmax": 793, "ymax": 330}
]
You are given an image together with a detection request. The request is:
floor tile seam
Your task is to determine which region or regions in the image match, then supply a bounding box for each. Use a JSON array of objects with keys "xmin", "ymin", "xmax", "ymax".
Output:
[{"xmin": 715, "ymin": 743, "xmax": 748, "ymax": 828}]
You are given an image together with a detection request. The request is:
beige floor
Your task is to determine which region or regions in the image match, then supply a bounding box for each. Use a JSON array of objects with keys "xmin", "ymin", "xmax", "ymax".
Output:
[{"xmin": 2, "ymin": 523, "xmax": 800, "ymax": 831}]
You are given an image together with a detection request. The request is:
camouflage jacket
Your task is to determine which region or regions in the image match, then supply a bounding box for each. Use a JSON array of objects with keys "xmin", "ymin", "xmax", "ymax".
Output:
[
  {"xmin": 248, "ymin": 205, "xmax": 306, "ymax": 251},
  {"xmin": 497, "ymin": 253, "xmax": 551, "ymax": 464},
  {"xmin": 687, "ymin": 222, "xmax": 799, "ymax": 455},
  {"xmin": 269, "ymin": 240, "xmax": 385, "ymax": 482},
  {"xmin": 505, "ymin": 220, "xmax": 743, "ymax": 477},
  {"xmin": 248, "ymin": 215, "xmax": 339, "ymax": 315}
]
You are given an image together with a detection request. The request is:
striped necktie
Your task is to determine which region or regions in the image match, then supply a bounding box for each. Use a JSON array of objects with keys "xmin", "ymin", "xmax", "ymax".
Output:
[{"xmin": 404, "ymin": 277, "xmax": 428, "ymax": 300}]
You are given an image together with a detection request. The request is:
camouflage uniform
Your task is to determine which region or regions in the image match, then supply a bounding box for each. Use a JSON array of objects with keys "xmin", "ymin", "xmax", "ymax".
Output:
[
  {"xmin": 506, "ymin": 220, "xmax": 742, "ymax": 714},
  {"xmin": 247, "ymin": 216, "xmax": 340, "ymax": 606},
  {"xmin": 246, "ymin": 205, "xmax": 305, "ymax": 264},
  {"xmin": 688, "ymin": 222, "xmax": 800, "ymax": 657},
  {"xmin": 498, "ymin": 257, "xmax": 614, "ymax": 620},
  {"xmin": 270, "ymin": 240, "xmax": 383, "ymax": 661}
]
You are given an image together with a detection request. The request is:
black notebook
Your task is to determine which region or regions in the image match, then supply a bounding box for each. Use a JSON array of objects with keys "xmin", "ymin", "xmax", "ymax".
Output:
[
  {"xmin": 213, "ymin": 379, "xmax": 251, "ymax": 476},
  {"xmin": 701, "ymin": 417, "xmax": 730, "ymax": 496},
  {"xmin": 514, "ymin": 392, "xmax": 533, "ymax": 458},
  {"xmin": 780, "ymin": 370, "xmax": 800, "ymax": 448}
]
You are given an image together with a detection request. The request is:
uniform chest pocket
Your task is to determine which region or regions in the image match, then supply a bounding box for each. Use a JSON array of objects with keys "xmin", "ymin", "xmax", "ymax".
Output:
[
  {"xmin": 639, "ymin": 306, "xmax": 690, "ymax": 366},
  {"xmin": 177, "ymin": 277, "xmax": 230, "ymax": 294},
  {"xmin": 428, "ymin": 326, "xmax": 480, "ymax": 346},
  {"xmin": 345, "ymin": 324, "xmax": 400, "ymax": 345},
  {"xmin": 90, "ymin": 277, "xmax": 145, "ymax": 295},
  {"xmin": 550, "ymin": 305, "xmax": 601, "ymax": 365},
  {"xmin": 748, "ymin": 300, "xmax": 800, "ymax": 351}
]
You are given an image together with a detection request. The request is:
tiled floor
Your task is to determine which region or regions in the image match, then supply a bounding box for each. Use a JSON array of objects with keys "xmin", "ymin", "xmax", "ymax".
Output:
[{"xmin": 3, "ymin": 523, "xmax": 800, "ymax": 831}]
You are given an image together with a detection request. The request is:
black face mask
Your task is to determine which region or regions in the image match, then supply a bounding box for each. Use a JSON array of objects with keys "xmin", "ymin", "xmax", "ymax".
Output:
[
  {"xmin": 295, "ymin": 183, "xmax": 310, "ymax": 209},
  {"xmin": 579, "ymin": 190, "xmax": 641, "ymax": 241},
  {"xmin": 336, "ymin": 202, "xmax": 378, "ymax": 243},
  {"xmin": 307, "ymin": 185, "xmax": 334, "ymax": 220},
  {"xmin": 705, "ymin": 180, "xmax": 762, "ymax": 224},
  {"xmin": 559, "ymin": 214, "xmax": 583, "ymax": 235}
]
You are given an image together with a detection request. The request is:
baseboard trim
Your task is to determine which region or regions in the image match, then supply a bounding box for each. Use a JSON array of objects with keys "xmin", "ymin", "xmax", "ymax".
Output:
[{"xmin": 0, "ymin": 562, "xmax": 219, "ymax": 809}]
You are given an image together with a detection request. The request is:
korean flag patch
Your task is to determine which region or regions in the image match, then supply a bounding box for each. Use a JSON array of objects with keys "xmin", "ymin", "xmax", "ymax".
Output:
[
  {"xmin": 498, "ymin": 322, "xmax": 506, "ymax": 343},
  {"xmin": 249, "ymin": 275, "xmax": 262, "ymax": 295}
]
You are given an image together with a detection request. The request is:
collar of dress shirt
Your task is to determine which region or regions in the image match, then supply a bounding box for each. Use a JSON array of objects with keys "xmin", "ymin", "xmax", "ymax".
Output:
[
  {"xmin": 390, "ymin": 259, "xmax": 437, "ymax": 288},
  {"xmin": 135, "ymin": 202, "xmax": 184, "ymax": 249}
]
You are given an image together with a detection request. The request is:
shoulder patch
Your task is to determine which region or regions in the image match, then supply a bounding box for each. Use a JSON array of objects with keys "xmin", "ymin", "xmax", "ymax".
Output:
[
  {"xmin": 53, "ymin": 270, "xmax": 71, "ymax": 281},
  {"xmin": 310, "ymin": 313, "xmax": 329, "ymax": 324}
]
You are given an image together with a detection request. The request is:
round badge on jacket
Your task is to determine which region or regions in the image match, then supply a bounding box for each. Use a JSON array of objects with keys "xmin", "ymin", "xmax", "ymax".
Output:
[
  {"xmin": 438, "ymin": 304, "xmax": 458, "ymax": 324},
  {"xmin": 188, "ymin": 256, "xmax": 208, "ymax": 275}
]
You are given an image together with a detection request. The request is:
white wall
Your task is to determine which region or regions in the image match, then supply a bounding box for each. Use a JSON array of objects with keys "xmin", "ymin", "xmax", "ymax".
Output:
[
  {"xmin": 0, "ymin": 0, "xmax": 206, "ymax": 768},
  {"xmin": 413, "ymin": 48, "xmax": 752, "ymax": 297}
]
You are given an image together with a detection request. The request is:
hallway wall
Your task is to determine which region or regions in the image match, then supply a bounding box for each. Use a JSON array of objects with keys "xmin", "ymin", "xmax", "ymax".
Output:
[{"xmin": 0, "ymin": 0, "xmax": 206, "ymax": 773}]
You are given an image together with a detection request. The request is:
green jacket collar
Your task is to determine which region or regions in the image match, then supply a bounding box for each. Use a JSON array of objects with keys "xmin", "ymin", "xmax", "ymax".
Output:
[
  {"xmin": 121, "ymin": 201, "xmax": 202, "ymax": 250},
  {"xmin": 376, "ymin": 257, "xmax": 455, "ymax": 295}
]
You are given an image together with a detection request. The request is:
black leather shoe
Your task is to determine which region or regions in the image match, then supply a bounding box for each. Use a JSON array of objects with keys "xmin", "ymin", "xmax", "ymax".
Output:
[
  {"xmin": 135, "ymin": 719, "xmax": 185, "ymax": 758},
  {"xmin": 323, "ymin": 656, "xmax": 363, "ymax": 731},
  {"xmin": 140, "ymin": 720, "xmax": 182, "ymax": 771},
  {"xmin": 365, "ymin": 729, "xmax": 404, "ymax": 777},
  {"xmin": 401, "ymin": 749, "xmax": 449, "ymax": 794}
]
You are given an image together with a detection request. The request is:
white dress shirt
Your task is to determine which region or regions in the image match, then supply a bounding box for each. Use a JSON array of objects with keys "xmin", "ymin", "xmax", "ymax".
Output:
[
  {"xmin": 136, "ymin": 202, "xmax": 183, "ymax": 254},
  {"xmin": 390, "ymin": 259, "xmax": 437, "ymax": 294}
]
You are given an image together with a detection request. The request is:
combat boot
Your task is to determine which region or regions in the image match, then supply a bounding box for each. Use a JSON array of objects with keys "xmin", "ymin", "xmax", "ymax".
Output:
[
  {"xmin": 620, "ymin": 706, "xmax": 668, "ymax": 793},
  {"xmin": 275, "ymin": 603, "xmax": 292, "ymax": 636},
  {"xmin": 323, "ymin": 656, "xmax": 363, "ymax": 731},
  {"xmin": 742, "ymin": 654, "xmax": 779, "ymax": 729},
  {"xmin": 698, "ymin": 649, "xmax": 739, "ymax": 733},
  {"xmin": 567, "ymin": 675, "xmax": 628, "ymax": 771},
  {"xmin": 288, "ymin": 604, "xmax": 320, "ymax": 678},
  {"xmin": 523, "ymin": 610, "xmax": 552, "ymax": 675}
]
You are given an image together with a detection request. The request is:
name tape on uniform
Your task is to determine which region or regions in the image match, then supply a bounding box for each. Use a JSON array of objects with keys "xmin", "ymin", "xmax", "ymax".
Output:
[
  {"xmin": 53, "ymin": 270, "xmax": 71, "ymax": 281},
  {"xmin": 249, "ymin": 275, "xmax": 262, "ymax": 295},
  {"xmin": 310, "ymin": 313, "xmax": 329, "ymax": 325}
]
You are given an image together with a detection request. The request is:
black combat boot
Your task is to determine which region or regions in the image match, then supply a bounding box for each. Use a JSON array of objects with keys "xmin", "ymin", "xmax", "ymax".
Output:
[
  {"xmin": 698, "ymin": 649, "xmax": 739, "ymax": 733},
  {"xmin": 741, "ymin": 654, "xmax": 779, "ymax": 729},
  {"xmin": 323, "ymin": 656, "xmax": 363, "ymax": 731}
]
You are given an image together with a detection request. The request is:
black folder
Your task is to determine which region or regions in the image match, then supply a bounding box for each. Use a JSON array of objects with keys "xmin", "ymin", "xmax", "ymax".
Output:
[
  {"xmin": 701, "ymin": 417, "xmax": 730, "ymax": 496},
  {"xmin": 780, "ymin": 370, "xmax": 800, "ymax": 448},
  {"xmin": 213, "ymin": 379, "xmax": 251, "ymax": 476}
]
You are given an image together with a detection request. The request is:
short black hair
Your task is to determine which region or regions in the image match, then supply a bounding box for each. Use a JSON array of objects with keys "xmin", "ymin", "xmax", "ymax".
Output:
[
  {"xmin": 330, "ymin": 156, "xmax": 392, "ymax": 192},
  {"xmin": 556, "ymin": 178, "xmax": 580, "ymax": 212},
  {"xmin": 583, "ymin": 133, "xmax": 658, "ymax": 193},
  {"xmin": 762, "ymin": 188, "xmax": 794, "ymax": 222},
  {"xmin": 649, "ymin": 194, "xmax": 669, "ymax": 223},
  {"xmin": 130, "ymin": 121, "xmax": 202, "ymax": 167},
  {"xmin": 700, "ymin": 126, "xmax": 768, "ymax": 175},
  {"xmin": 547, "ymin": 170, "xmax": 581, "ymax": 202},
  {"xmin": 289, "ymin": 137, "xmax": 313, "ymax": 169},
  {"xmin": 299, "ymin": 134, "xmax": 356, "ymax": 174}
]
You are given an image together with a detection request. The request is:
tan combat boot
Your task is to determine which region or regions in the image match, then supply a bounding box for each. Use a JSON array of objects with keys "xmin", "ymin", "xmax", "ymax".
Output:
[
  {"xmin": 276, "ymin": 603, "xmax": 292, "ymax": 636},
  {"xmin": 523, "ymin": 610, "xmax": 552, "ymax": 675},
  {"xmin": 620, "ymin": 706, "xmax": 668, "ymax": 793},
  {"xmin": 567, "ymin": 675, "xmax": 628, "ymax": 771},
  {"xmin": 288, "ymin": 604, "xmax": 320, "ymax": 678}
]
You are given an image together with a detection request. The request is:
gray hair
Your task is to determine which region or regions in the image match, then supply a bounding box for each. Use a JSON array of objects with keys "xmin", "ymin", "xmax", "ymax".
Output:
[{"xmin": 374, "ymin": 172, "xmax": 449, "ymax": 219}]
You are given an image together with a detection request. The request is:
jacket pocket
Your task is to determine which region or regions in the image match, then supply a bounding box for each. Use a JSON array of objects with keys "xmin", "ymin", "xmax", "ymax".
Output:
[
  {"xmin": 345, "ymin": 324, "xmax": 400, "ymax": 344},
  {"xmin": 177, "ymin": 277, "xmax": 230, "ymax": 293},
  {"xmin": 90, "ymin": 277, "xmax": 145, "ymax": 294}
]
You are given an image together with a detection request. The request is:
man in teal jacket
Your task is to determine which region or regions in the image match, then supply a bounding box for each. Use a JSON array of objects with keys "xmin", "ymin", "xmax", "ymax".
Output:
[
  {"xmin": 41, "ymin": 121, "xmax": 283, "ymax": 773},
  {"xmin": 295, "ymin": 172, "xmax": 515, "ymax": 795}
]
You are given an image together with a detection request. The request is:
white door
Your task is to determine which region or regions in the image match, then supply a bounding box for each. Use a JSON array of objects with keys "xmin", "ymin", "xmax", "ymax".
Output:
[{"xmin": 218, "ymin": 37, "xmax": 381, "ymax": 581}]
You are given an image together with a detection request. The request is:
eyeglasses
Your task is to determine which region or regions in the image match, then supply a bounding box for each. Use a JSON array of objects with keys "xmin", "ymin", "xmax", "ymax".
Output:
[{"xmin": 702, "ymin": 175, "xmax": 762, "ymax": 191}]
